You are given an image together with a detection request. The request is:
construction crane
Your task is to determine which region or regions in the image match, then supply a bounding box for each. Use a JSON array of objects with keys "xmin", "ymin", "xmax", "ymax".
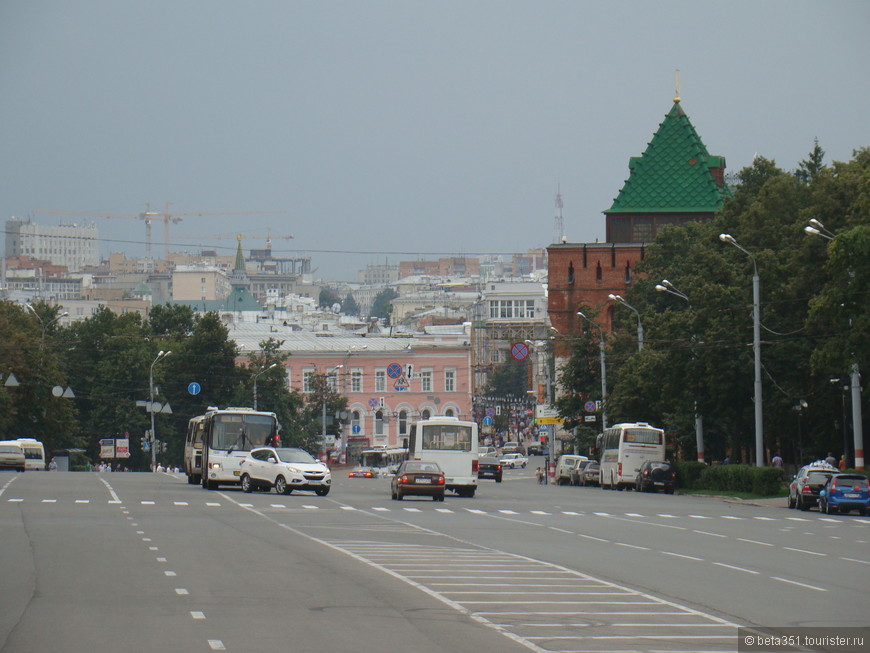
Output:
[
  {"xmin": 32, "ymin": 204, "xmax": 288, "ymax": 259},
  {"xmin": 176, "ymin": 228, "xmax": 293, "ymax": 251}
]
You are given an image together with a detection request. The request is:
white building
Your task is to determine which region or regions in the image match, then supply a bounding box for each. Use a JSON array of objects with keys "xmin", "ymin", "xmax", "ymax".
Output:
[{"xmin": 5, "ymin": 218, "xmax": 100, "ymax": 272}]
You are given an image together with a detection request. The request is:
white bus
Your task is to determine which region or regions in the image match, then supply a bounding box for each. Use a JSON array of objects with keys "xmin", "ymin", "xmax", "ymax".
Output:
[
  {"xmin": 598, "ymin": 422, "xmax": 665, "ymax": 490},
  {"xmin": 183, "ymin": 415, "xmax": 206, "ymax": 485},
  {"xmin": 359, "ymin": 446, "xmax": 408, "ymax": 476},
  {"xmin": 198, "ymin": 407, "xmax": 282, "ymax": 490},
  {"xmin": 408, "ymin": 416, "xmax": 478, "ymax": 497},
  {"xmin": 13, "ymin": 439, "xmax": 46, "ymax": 470}
]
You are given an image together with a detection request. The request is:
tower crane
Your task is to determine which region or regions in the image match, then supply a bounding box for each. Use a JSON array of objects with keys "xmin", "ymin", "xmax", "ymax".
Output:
[{"xmin": 32, "ymin": 205, "xmax": 288, "ymax": 260}]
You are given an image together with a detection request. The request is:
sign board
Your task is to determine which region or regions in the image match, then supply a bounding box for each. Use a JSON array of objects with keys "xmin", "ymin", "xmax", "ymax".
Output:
[
  {"xmin": 99, "ymin": 439, "xmax": 115, "ymax": 459},
  {"xmin": 188, "ymin": 382, "xmax": 201, "ymax": 395},
  {"xmin": 115, "ymin": 438, "xmax": 130, "ymax": 458},
  {"xmin": 510, "ymin": 342, "xmax": 530, "ymax": 361},
  {"xmin": 482, "ymin": 416, "xmax": 493, "ymax": 425},
  {"xmin": 584, "ymin": 415, "xmax": 598, "ymax": 422},
  {"xmin": 584, "ymin": 400, "xmax": 597, "ymax": 413},
  {"xmin": 537, "ymin": 416, "xmax": 562, "ymax": 425},
  {"xmin": 535, "ymin": 405, "xmax": 559, "ymax": 419}
]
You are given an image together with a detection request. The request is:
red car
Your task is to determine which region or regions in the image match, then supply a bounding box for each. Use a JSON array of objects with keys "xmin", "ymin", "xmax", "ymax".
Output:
[{"xmin": 390, "ymin": 461, "xmax": 446, "ymax": 501}]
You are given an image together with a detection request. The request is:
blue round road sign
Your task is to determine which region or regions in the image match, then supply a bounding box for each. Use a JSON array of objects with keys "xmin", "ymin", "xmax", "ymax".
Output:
[
  {"xmin": 511, "ymin": 342, "xmax": 530, "ymax": 361},
  {"xmin": 188, "ymin": 382, "xmax": 201, "ymax": 396}
]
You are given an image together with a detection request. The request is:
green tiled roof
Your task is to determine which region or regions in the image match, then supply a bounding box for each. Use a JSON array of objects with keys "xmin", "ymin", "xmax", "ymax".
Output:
[{"xmin": 607, "ymin": 101, "xmax": 731, "ymax": 213}]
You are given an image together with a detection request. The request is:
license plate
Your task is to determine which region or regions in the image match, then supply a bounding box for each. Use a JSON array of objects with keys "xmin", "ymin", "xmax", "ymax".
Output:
[
  {"xmin": 844, "ymin": 493, "xmax": 859, "ymax": 498},
  {"xmin": 233, "ymin": 470, "xmax": 241, "ymax": 476},
  {"xmin": 417, "ymin": 478, "xmax": 432, "ymax": 484}
]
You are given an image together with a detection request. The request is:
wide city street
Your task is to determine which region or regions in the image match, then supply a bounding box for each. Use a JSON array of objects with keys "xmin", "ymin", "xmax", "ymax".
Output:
[{"xmin": 1, "ymin": 461, "xmax": 867, "ymax": 653}]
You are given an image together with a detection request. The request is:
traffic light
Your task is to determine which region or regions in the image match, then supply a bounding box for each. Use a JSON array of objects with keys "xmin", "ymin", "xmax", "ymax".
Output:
[{"xmin": 540, "ymin": 435, "xmax": 548, "ymax": 445}]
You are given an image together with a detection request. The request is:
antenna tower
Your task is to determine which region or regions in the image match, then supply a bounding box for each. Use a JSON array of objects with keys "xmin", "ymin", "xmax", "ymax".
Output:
[{"xmin": 553, "ymin": 185, "xmax": 564, "ymax": 244}]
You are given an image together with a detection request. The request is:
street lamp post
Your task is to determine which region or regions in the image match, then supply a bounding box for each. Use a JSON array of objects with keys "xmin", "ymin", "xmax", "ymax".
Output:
[
  {"xmin": 806, "ymin": 221, "xmax": 864, "ymax": 469},
  {"xmin": 576, "ymin": 311, "xmax": 608, "ymax": 429},
  {"xmin": 149, "ymin": 350, "xmax": 172, "ymax": 469},
  {"xmin": 719, "ymin": 233, "xmax": 764, "ymax": 467},
  {"xmin": 323, "ymin": 365, "xmax": 342, "ymax": 461},
  {"xmin": 608, "ymin": 294, "xmax": 644, "ymax": 351},
  {"xmin": 654, "ymin": 280, "xmax": 705, "ymax": 463},
  {"xmin": 793, "ymin": 400, "xmax": 808, "ymax": 464},
  {"xmin": 252, "ymin": 363, "xmax": 278, "ymax": 411},
  {"xmin": 26, "ymin": 304, "xmax": 68, "ymax": 350}
]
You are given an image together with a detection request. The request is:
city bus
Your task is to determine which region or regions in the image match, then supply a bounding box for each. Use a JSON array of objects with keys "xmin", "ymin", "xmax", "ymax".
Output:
[
  {"xmin": 359, "ymin": 446, "xmax": 408, "ymax": 476},
  {"xmin": 7, "ymin": 439, "xmax": 47, "ymax": 470},
  {"xmin": 198, "ymin": 407, "xmax": 282, "ymax": 490},
  {"xmin": 598, "ymin": 422, "xmax": 665, "ymax": 490},
  {"xmin": 183, "ymin": 415, "xmax": 206, "ymax": 485},
  {"xmin": 408, "ymin": 416, "xmax": 478, "ymax": 497}
]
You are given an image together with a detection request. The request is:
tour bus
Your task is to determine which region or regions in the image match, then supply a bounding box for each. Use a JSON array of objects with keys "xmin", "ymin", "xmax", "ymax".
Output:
[
  {"xmin": 198, "ymin": 407, "xmax": 282, "ymax": 490},
  {"xmin": 183, "ymin": 415, "xmax": 206, "ymax": 485},
  {"xmin": 16, "ymin": 438, "xmax": 47, "ymax": 470},
  {"xmin": 359, "ymin": 446, "xmax": 408, "ymax": 476},
  {"xmin": 408, "ymin": 416, "xmax": 478, "ymax": 497},
  {"xmin": 598, "ymin": 422, "xmax": 666, "ymax": 490}
]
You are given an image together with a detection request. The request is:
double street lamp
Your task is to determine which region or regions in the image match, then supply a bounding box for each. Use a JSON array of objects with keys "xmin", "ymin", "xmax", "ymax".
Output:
[
  {"xmin": 720, "ymin": 233, "xmax": 764, "ymax": 467},
  {"xmin": 149, "ymin": 350, "xmax": 172, "ymax": 468},
  {"xmin": 25, "ymin": 304, "xmax": 68, "ymax": 350},
  {"xmin": 608, "ymin": 294, "xmax": 644, "ymax": 351}
]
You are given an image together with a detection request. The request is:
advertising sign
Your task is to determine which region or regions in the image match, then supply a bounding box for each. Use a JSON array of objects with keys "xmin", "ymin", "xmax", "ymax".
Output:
[
  {"xmin": 99, "ymin": 439, "xmax": 115, "ymax": 459},
  {"xmin": 115, "ymin": 438, "xmax": 130, "ymax": 458}
]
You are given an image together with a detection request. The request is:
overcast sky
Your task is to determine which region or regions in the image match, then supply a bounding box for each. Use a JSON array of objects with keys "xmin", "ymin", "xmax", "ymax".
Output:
[{"xmin": 2, "ymin": 1, "xmax": 868, "ymax": 281}]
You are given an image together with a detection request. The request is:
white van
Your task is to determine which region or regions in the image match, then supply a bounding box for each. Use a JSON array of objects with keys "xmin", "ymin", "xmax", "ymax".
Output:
[{"xmin": 555, "ymin": 454, "xmax": 588, "ymax": 485}]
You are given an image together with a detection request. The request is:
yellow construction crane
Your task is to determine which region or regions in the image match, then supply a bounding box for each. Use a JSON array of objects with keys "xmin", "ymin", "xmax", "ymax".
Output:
[
  {"xmin": 176, "ymin": 228, "xmax": 293, "ymax": 250},
  {"xmin": 33, "ymin": 204, "xmax": 288, "ymax": 259}
]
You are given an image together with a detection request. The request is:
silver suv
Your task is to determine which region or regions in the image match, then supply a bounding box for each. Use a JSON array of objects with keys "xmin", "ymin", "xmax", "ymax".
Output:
[
  {"xmin": 788, "ymin": 461, "xmax": 838, "ymax": 510},
  {"xmin": 239, "ymin": 447, "xmax": 331, "ymax": 496}
]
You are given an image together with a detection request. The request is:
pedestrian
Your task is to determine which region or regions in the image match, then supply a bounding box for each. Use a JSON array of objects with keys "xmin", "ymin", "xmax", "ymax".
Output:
[
  {"xmin": 48, "ymin": 457, "xmax": 58, "ymax": 471},
  {"xmin": 535, "ymin": 467, "xmax": 543, "ymax": 485},
  {"xmin": 771, "ymin": 453, "xmax": 783, "ymax": 468},
  {"xmin": 839, "ymin": 454, "xmax": 846, "ymax": 471},
  {"xmin": 825, "ymin": 452, "xmax": 836, "ymax": 467}
]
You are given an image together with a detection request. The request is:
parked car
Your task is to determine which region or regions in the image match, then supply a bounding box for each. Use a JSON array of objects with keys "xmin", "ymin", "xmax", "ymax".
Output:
[
  {"xmin": 526, "ymin": 443, "xmax": 544, "ymax": 456},
  {"xmin": 569, "ymin": 460, "xmax": 592, "ymax": 486},
  {"xmin": 478, "ymin": 447, "xmax": 499, "ymax": 458},
  {"xmin": 239, "ymin": 447, "xmax": 332, "ymax": 496},
  {"xmin": 347, "ymin": 467, "xmax": 378, "ymax": 478},
  {"xmin": 499, "ymin": 452, "xmax": 528, "ymax": 469},
  {"xmin": 580, "ymin": 461, "xmax": 600, "ymax": 486},
  {"xmin": 0, "ymin": 443, "xmax": 26, "ymax": 472},
  {"xmin": 788, "ymin": 461, "xmax": 838, "ymax": 510},
  {"xmin": 477, "ymin": 457, "xmax": 503, "ymax": 482},
  {"xmin": 635, "ymin": 460, "xmax": 676, "ymax": 493},
  {"xmin": 391, "ymin": 460, "xmax": 446, "ymax": 501},
  {"xmin": 818, "ymin": 473, "xmax": 870, "ymax": 515},
  {"xmin": 555, "ymin": 455, "xmax": 588, "ymax": 485}
]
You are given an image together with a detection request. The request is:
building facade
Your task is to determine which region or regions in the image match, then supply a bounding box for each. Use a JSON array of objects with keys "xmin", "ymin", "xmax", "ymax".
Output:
[{"xmin": 5, "ymin": 218, "xmax": 100, "ymax": 272}]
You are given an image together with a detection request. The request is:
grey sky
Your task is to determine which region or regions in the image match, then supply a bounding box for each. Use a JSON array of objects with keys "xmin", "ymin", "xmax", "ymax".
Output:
[{"xmin": 2, "ymin": 1, "xmax": 867, "ymax": 281}]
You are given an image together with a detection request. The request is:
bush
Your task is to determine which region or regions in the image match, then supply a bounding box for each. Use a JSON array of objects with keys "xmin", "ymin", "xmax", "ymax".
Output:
[
  {"xmin": 698, "ymin": 464, "xmax": 786, "ymax": 496},
  {"xmin": 673, "ymin": 461, "xmax": 707, "ymax": 489}
]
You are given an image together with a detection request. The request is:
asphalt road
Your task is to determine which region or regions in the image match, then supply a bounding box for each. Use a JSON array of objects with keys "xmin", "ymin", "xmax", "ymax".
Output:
[{"xmin": 1, "ymin": 464, "xmax": 867, "ymax": 653}]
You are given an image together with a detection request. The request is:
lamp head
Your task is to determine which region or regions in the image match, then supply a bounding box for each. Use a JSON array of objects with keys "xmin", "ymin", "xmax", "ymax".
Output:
[
  {"xmin": 655, "ymin": 285, "xmax": 667, "ymax": 293},
  {"xmin": 719, "ymin": 233, "xmax": 735, "ymax": 244}
]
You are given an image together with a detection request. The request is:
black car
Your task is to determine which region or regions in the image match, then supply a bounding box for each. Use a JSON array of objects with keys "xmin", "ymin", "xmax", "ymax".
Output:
[
  {"xmin": 478, "ymin": 457, "xmax": 503, "ymax": 482},
  {"xmin": 635, "ymin": 460, "xmax": 676, "ymax": 493}
]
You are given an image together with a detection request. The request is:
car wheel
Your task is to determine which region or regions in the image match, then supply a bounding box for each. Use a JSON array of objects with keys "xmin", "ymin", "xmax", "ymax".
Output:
[
  {"xmin": 275, "ymin": 476, "xmax": 288, "ymax": 495},
  {"xmin": 522, "ymin": 463, "xmax": 526, "ymax": 468},
  {"xmin": 826, "ymin": 501, "xmax": 835, "ymax": 515},
  {"xmin": 495, "ymin": 477, "xmax": 502, "ymax": 483},
  {"xmin": 314, "ymin": 487, "xmax": 330, "ymax": 496},
  {"xmin": 241, "ymin": 473, "xmax": 253, "ymax": 493},
  {"xmin": 787, "ymin": 493, "xmax": 796, "ymax": 509},
  {"xmin": 397, "ymin": 490, "xmax": 403, "ymax": 500},
  {"xmin": 664, "ymin": 486, "xmax": 675, "ymax": 495},
  {"xmin": 437, "ymin": 494, "xmax": 445, "ymax": 501}
]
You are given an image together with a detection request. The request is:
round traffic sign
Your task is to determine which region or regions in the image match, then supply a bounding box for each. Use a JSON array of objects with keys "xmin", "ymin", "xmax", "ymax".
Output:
[
  {"xmin": 511, "ymin": 342, "xmax": 530, "ymax": 361},
  {"xmin": 584, "ymin": 400, "xmax": 597, "ymax": 413},
  {"xmin": 188, "ymin": 382, "xmax": 201, "ymax": 395},
  {"xmin": 386, "ymin": 363, "xmax": 403, "ymax": 378}
]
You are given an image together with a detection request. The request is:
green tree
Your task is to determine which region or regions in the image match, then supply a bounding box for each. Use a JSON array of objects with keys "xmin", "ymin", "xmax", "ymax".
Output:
[
  {"xmin": 369, "ymin": 288, "xmax": 398, "ymax": 323},
  {"xmin": 341, "ymin": 293, "xmax": 360, "ymax": 316},
  {"xmin": 319, "ymin": 288, "xmax": 341, "ymax": 311}
]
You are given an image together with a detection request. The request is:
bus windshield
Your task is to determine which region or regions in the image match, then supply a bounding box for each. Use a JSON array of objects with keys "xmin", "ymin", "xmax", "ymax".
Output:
[
  {"xmin": 623, "ymin": 428, "xmax": 663, "ymax": 445},
  {"xmin": 419, "ymin": 424, "xmax": 474, "ymax": 451},
  {"xmin": 212, "ymin": 414, "xmax": 276, "ymax": 451}
]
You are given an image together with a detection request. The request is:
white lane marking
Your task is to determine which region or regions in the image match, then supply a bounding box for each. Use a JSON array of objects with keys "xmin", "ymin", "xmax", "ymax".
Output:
[
  {"xmin": 142, "ymin": 538, "xmax": 152, "ymax": 542},
  {"xmin": 562, "ymin": 511, "xmax": 581, "ymax": 515},
  {"xmin": 593, "ymin": 512, "xmax": 610, "ymax": 516},
  {"xmin": 190, "ymin": 611, "xmax": 206, "ymax": 619},
  {"xmin": 175, "ymin": 588, "xmax": 189, "ymax": 595},
  {"xmin": 157, "ymin": 557, "xmax": 167, "ymax": 562},
  {"xmin": 141, "ymin": 500, "xmax": 155, "ymax": 505},
  {"xmin": 41, "ymin": 499, "xmax": 56, "ymax": 503},
  {"xmin": 403, "ymin": 507, "xmax": 422, "ymax": 512},
  {"xmin": 625, "ymin": 512, "xmax": 643, "ymax": 517},
  {"xmin": 752, "ymin": 516, "xmax": 775, "ymax": 521},
  {"xmin": 8, "ymin": 498, "xmax": 23, "ymax": 502},
  {"xmin": 302, "ymin": 505, "xmax": 319, "ymax": 510},
  {"xmin": 786, "ymin": 516, "xmax": 810, "ymax": 521},
  {"xmin": 689, "ymin": 514, "xmax": 710, "ymax": 519},
  {"xmin": 173, "ymin": 501, "xmax": 188, "ymax": 506},
  {"xmin": 499, "ymin": 509, "xmax": 519, "ymax": 514},
  {"xmin": 530, "ymin": 510, "xmax": 550, "ymax": 515},
  {"xmin": 841, "ymin": 556, "xmax": 870, "ymax": 565},
  {"xmin": 662, "ymin": 551, "xmax": 703, "ymax": 561},
  {"xmin": 693, "ymin": 530, "xmax": 727, "ymax": 538},
  {"xmin": 206, "ymin": 502, "xmax": 220, "ymax": 507},
  {"xmin": 164, "ymin": 571, "xmax": 176, "ymax": 577},
  {"xmin": 465, "ymin": 508, "xmax": 486, "ymax": 514},
  {"xmin": 713, "ymin": 562, "xmax": 758, "ymax": 574},
  {"xmin": 435, "ymin": 508, "xmax": 453, "ymax": 513},
  {"xmin": 577, "ymin": 533, "xmax": 608, "ymax": 543},
  {"xmin": 549, "ymin": 527, "xmax": 572, "ymax": 534},
  {"xmin": 340, "ymin": 506, "xmax": 356, "ymax": 511},
  {"xmin": 616, "ymin": 542, "xmax": 650, "ymax": 551},
  {"xmin": 149, "ymin": 546, "xmax": 158, "ymax": 551},
  {"xmin": 372, "ymin": 507, "xmax": 389, "ymax": 511},
  {"xmin": 737, "ymin": 538, "xmax": 774, "ymax": 547},
  {"xmin": 207, "ymin": 640, "xmax": 225, "ymax": 650},
  {"xmin": 783, "ymin": 546, "xmax": 826, "ymax": 557},
  {"xmin": 657, "ymin": 513, "xmax": 677, "ymax": 518},
  {"xmin": 771, "ymin": 576, "xmax": 827, "ymax": 591},
  {"xmin": 722, "ymin": 515, "xmax": 744, "ymax": 520},
  {"xmin": 269, "ymin": 504, "xmax": 285, "ymax": 508},
  {"xmin": 98, "ymin": 478, "xmax": 121, "ymax": 503},
  {"xmin": 75, "ymin": 499, "xmax": 90, "ymax": 504}
]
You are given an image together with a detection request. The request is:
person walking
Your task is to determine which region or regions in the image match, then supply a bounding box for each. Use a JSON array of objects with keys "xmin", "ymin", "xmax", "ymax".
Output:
[{"xmin": 535, "ymin": 467, "xmax": 543, "ymax": 485}]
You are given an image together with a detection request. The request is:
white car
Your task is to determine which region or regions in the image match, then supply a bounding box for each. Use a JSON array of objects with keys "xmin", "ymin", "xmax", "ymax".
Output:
[
  {"xmin": 499, "ymin": 452, "xmax": 528, "ymax": 469},
  {"xmin": 240, "ymin": 447, "xmax": 331, "ymax": 496}
]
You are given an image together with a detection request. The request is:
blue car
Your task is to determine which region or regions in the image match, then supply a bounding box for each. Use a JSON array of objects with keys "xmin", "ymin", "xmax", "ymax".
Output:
[{"xmin": 818, "ymin": 474, "xmax": 870, "ymax": 515}]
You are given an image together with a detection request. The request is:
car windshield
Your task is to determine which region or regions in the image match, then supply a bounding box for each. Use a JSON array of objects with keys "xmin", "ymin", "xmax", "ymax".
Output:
[
  {"xmin": 833, "ymin": 476, "xmax": 868, "ymax": 488},
  {"xmin": 807, "ymin": 472, "xmax": 833, "ymax": 484},
  {"xmin": 648, "ymin": 462, "xmax": 672, "ymax": 470},
  {"xmin": 273, "ymin": 448, "xmax": 317, "ymax": 464},
  {"xmin": 212, "ymin": 414, "xmax": 277, "ymax": 450}
]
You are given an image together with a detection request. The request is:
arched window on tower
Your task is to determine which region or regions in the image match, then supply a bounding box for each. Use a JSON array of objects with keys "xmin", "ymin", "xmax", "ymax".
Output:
[
  {"xmin": 567, "ymin": 262, "xmax": 575, "ymax": 284},
  {"xmin": 596, "ymin": 260, "xmax": 602, "ymax": 282},
  {"xmin": 625, "ymin": 261, "xmax": 632, "ymax": 284}
]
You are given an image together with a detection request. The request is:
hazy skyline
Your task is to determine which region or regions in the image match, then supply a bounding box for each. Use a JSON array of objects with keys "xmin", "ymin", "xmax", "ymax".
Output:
[{"xmin": 2, "ymin": 1, "xmax": 868, "ymax": 281}]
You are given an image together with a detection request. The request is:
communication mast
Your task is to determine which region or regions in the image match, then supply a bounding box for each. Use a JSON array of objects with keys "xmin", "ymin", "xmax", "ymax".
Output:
[{"xmin": 553, "ymin": 185, "xmax": 564, "ymax": 244}]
